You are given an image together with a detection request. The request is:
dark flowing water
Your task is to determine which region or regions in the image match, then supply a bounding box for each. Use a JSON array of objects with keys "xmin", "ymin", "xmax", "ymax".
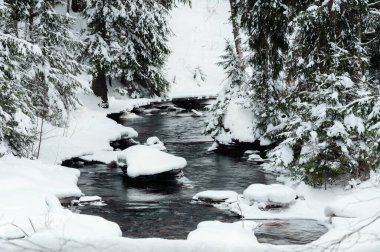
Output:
[{"xmin": 76, "ymin": 111, "xmax": 326, "ymax": 244}]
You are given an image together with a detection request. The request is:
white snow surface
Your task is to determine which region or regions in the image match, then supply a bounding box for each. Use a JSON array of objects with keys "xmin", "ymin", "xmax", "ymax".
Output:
[
  {"xmin": 80, "ymin": 150, "xmax": 122, "ymax": 164},
  {"xmin": 118, "ymin": 145, "xmax": 187, "ymax": 178},
  {"xmin": 193, "ymin": 190, "xmax": 238, "ymax": 202},
  {"xmin": 188, "ymin": 221, "xmax": 259, "ymax": 245},
  {"xmin": 167, "ymin": 0, "xmax": 233, "ymax": 98},
  {"xmin": 243, "ymin": 184, "xmax": 297, "ymax": 205}
]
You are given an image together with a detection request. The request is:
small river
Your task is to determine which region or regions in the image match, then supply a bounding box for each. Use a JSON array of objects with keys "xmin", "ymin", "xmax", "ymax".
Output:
[{"xmin": 75, "ymin": 110, "xmax": 326, "ymax": 244}]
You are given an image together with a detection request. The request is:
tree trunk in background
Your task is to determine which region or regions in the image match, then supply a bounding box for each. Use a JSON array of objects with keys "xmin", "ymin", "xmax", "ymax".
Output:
[
  {"xmin": 92, "ymin": 68, "xmax": 108, "ymax": 104},
  {"xmin": 229, "ymin": 0, "xmax": 243, "ymax": 64},
  {"xmin": 67, "ymin": 0, "xmax": 71, "ymax": 13}
]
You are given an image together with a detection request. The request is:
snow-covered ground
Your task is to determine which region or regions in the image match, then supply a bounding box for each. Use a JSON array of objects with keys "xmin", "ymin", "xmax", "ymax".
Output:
[
  {"xmin": 166, "ymin": 0, "xmax": 233, "ymax": 98},
  {"xmin": 38, "ymin": 90, "xmax": 153, "ymax": 165}
]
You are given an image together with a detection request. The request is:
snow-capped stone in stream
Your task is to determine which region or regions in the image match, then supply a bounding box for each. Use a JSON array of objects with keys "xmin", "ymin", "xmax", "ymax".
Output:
[
  {"xmin": 145, "ymin": 136, "xmax": 166, "ymax": 151},
  {"xmin": 193, "ymin": 190, "xmax": 238, "ymax": 202},
  {"xmin": 244, "ymin": 150, "xmax": 259, "ymax": 155},
  {"xmin": 243, "ymin": 184, "xmax": 297, "ymax": 206},
  {"xmin": 119, "ymin": 112, "xmax": 141, "ymax": 120},
  {"xmin": 143, "ymin": 108, "xmax": 161, "ymax": 114},
  {"xmin": 117, "ymin": 145, "xmax": 187, "ymax": 178},
  {"xmin": 247, "ymin": 154, "xmax": 264, "ymax": 162},
  {"xmin": 79, "ymin": 196, "xmax": 102, "ymax": 202}
]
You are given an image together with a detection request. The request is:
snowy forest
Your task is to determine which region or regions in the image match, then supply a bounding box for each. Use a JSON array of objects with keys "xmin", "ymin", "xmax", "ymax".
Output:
[{"xmin": 0, "ymin": 0, "xmax": 380, "ymax": 251}]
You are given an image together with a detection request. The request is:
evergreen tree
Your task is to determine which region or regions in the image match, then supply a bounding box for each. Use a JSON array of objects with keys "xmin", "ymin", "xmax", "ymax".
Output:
[
  {"xmin": 22, "ymin": 0, "xmax": 83, "ymax": 125},
  {"xmin": 1, "ymin": 0, "xmax": 82, "ymax": 157},
  {"xmin": 83, "ymin": 0, "xmax": 187, "ymax": 105},
  {"xmin": 266, "ymin": 0, "xmax": 380, "ymax": 186},
  {"xmin": 205, "ymin": 42, "xmax": 248, "ymax": 139},
  {"xmin": 238, "ymin": 0, "xmax": 298, "ymax": 137},
  {"xmin": 0, "ymin": 2, "xmax": 39, "ymax": 156}
]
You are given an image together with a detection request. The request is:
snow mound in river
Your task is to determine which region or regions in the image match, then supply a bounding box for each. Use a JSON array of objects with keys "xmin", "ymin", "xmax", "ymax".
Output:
[
  {"xmin": 118, "ymin": 145, "xmax": 187, "ymax": 178},
  {"xmin": 243, "ymin": 184, "xmax": 297, "ymax": 205},
  {"xmin": 145, "ymin": 136, "xmax": 166, "ymax": 151},
  {"xmin": 193, "ymin": 190, "xmax": 238, "ymax": 202}
]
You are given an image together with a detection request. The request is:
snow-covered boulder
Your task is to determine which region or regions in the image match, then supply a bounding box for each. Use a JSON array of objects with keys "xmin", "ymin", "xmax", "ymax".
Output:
[
  {"xmin": 193, "ymin": 190, "xmax": 238, "ymax": 202},
  {"xmin": 145, "ymin": 136, "xmax": 166, "ymax": 151},
  {"xmin": 117, "ymin": 145, "xmax": 187, "ymax": 178},
  {"xmin": 247, "ymin": 154, "xmax": 264, "ymax": 162},
  {"xmin": 79, "ymin": 196, "xmax": 102, "ymax": 203},
  {"xmin": 119, "ymin": 112, "xmax": 141, "ymax": 120},
  {"xmin": 243, "ymin": 184, "xmax": 297, "ymax": 207}
]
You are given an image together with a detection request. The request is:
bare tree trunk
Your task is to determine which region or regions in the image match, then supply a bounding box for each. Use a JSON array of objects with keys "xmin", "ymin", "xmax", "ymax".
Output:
[
  {"xmin": 92, "ymin": 68, "xmax": 108, "ymax": 104},
  {"xmin": 36, "ymin": 117, "xmax": 44, "ymax": 159},
  {"xmin": 229, "ymin": 0, "xmax": 243, "ymax": 64},
  {"xmin": 67, "ymin": 0, "xmax": 71, "ymax": 13}
]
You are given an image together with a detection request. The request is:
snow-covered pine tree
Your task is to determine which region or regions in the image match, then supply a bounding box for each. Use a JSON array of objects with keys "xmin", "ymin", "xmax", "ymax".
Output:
[
  {"xmin": 22, "ymin": 0, "xmax": 83, "ymax": 125},
  {"xmin": 0, "ymin": 2, "xmax": 40, "ymax": 156},
  {"xmin": 83, "ymin": 0, "xmax": 186, "ymax": 104},
  {"xmin": 266, "ymin": 0, "xmax": 380, "ymax": 186},
  {"xmin": 237, "ymin": 0, "xmax": 297, "ymax": 138},
  {"xmin": 205, "ymin": 41, "xmax": 248, "ymax": 140},
  {"xmin": 5, "ymin": 0, "xmax": 83, "ymax": 126},
  {"xmin": 367, "ymin": 0, "xmax": 380, "ymax": 83}
]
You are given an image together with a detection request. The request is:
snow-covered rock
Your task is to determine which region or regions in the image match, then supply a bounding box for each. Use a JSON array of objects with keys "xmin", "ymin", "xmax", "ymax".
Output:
[
  {"xmin": 145, "ymin": 136, "xmax": 166, "ymax": 151},
  {"xmin": 117, "ymin": 145, "xmax": 187, "ymax": 178},
  {"xmin": 247, "ymin": 154, "xmax": 264, "ymax": 162},
  {"xmin": 244, "ymin": 150, "xmax": 259, "ymax": 155},
  {"xmin": 119, "ymin": 112, "xmax": 141, "ymax": 120},
  {"xmin": 243, "ymin": 184, "xmax": 297, "ymax": 206},
  {"xmin": 193, "ymin": 190, "xmax": 238, "ymax": 202},
  {"xmin": 79, "ymin": 196, "xmax": 102, "ymax": 202}
]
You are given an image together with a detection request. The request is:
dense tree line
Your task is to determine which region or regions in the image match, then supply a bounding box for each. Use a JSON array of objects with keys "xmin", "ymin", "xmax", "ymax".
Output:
[{"xmin": 208, "ymin": 0, "xmax": 380, "ymax": 186}]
